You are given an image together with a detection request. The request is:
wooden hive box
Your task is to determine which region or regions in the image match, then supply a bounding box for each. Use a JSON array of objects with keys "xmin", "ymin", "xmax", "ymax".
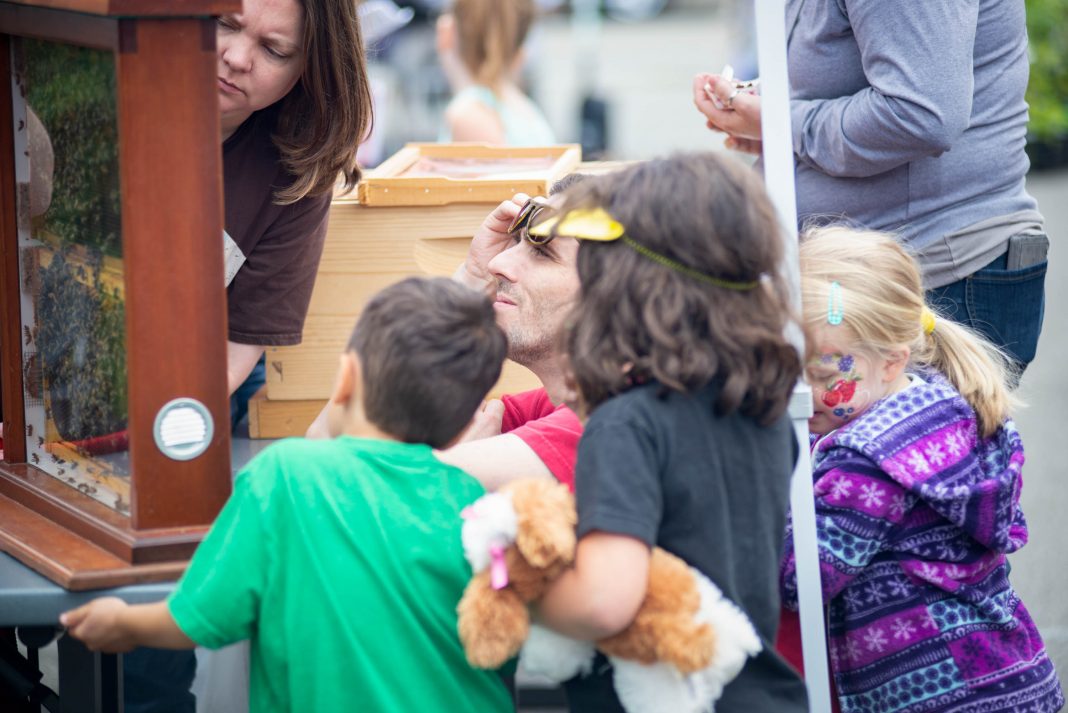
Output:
[
  {"xmin": 0, "ymin": 0, "xmax": 237, "ymax": 589},
  {"xmin": 254, "ymin": 143, "xmax": 584, "ymax": 437}
]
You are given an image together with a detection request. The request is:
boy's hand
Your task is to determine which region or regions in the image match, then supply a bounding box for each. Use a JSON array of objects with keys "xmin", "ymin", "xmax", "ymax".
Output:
[
  {"xmin": 61, "ymin": 597, "xmax": 137, "ymax": 653},
  {"xmin": 455, "ymin": 195, "xmax": 529, "ymax": 291}
]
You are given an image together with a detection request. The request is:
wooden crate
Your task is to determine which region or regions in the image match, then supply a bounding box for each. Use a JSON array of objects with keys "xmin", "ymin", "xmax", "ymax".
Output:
[
  {"xmin": 358, "ymin": 142, "xmax": 581, "ymax": 206},
  {"xmin": 248, "ymin": 389, "xmax": 322, "ymax": 440},
  {"xmin": 255, "ymin": 156, "xmax": 638, "ymax": 438},
  {"xmin": 264, "ymin": 199, "xmax": 542, "ymax": 402},
  {"xmin": 252, "ymin": 358, "xmax": 542, "ymax": 439}
]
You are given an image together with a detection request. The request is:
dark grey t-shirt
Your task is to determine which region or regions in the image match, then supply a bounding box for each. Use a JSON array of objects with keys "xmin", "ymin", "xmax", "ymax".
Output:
[{"xmin": 563, "ymin": 381, "xmax": 808, "ymax": 713}]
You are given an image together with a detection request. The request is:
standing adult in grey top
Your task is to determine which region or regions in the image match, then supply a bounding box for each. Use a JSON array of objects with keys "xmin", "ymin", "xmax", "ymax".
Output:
[{"xmin": 695, "ymin": 0, "xmax": 1049, "ymax": 374}]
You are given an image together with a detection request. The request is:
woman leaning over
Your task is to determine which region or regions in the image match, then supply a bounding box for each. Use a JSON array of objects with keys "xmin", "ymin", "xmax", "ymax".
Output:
[{"xmin": 217, "ymin": 0, "xmax": 372, "ymax": 426}]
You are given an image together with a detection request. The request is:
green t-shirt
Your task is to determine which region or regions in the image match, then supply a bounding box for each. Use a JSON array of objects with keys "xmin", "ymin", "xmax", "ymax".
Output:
[{"xmin": 168, "ymin": 436, "xmax": 512, "ymax": 713}]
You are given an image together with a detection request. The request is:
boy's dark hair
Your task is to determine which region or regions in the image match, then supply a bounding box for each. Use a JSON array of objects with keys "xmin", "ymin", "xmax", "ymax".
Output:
[
  {"xmin": 347, "ymin": 277, "xmax": 506, "ymax": 448},
  {"xmin": 561, "ymin": 153, "xmax": 802, "ymax": 424}
]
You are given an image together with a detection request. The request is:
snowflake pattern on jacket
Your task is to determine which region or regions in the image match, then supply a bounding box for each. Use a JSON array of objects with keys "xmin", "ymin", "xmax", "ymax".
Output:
[{"xmin": 782, "ymin": 371, "xmax": 1064, "ymax": 713}]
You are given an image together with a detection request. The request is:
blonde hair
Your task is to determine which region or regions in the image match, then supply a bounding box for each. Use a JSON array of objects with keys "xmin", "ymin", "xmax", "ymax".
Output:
[
  {"xmin": 799, "ymin": 227, "xmax": 1019, "ymax": 437},
  {"xmin": 451, "ymin": 0, "xmax": 535, "ymax": 87}
]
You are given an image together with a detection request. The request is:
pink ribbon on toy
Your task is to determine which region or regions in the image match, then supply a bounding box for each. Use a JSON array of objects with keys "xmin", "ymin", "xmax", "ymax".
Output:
[{"xmin": 489, "ymin": 544, "xmax": 509, "ymax": 590}]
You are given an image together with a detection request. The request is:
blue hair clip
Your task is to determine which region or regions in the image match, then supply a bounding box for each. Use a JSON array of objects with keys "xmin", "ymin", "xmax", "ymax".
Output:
[{"xmin": 827, "ymin": 281, "xmax": 844, "ymax": 325}]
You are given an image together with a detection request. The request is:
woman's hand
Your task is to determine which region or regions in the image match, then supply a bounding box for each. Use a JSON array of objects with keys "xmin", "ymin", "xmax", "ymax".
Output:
[{"xmin": 693, "ymin": 73, "xmax": 764, "ymax": 153}]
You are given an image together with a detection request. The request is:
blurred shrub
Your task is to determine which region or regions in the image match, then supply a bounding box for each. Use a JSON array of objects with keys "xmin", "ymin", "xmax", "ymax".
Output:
[
  {"xmin": 1026, "ymin": 0, "xmax": 1068, "ymax": 154},
  {"xmin": 25, "ymin": 39, "xmax": 121, "ymax": 257}
]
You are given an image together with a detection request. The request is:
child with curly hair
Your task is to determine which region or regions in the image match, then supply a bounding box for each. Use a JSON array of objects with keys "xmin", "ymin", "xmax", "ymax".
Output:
[{"xmin": 530, "ymin": 153, "xmax": 810, "ymax": 711}]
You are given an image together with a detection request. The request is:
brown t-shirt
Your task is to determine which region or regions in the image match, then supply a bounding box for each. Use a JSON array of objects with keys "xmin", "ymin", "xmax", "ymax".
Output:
[{"xmin": 223, "ymin": 108, "xmax": 331, "ymax": 346}]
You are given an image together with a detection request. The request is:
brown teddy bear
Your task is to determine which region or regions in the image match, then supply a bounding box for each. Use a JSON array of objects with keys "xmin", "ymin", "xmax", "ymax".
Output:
[{"xmin": 457, "ymin": 478, "xmax": 762, "ymax": 713}]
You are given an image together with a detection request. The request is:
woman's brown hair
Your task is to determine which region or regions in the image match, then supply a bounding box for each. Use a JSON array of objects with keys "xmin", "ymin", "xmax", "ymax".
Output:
[
  {"xmin": 273, "ymin": 0, "xmax": 373, "ymax": 204},
  {"xmin": 560, "ymin": 153, "xmax": 802, "ymax": 423}
]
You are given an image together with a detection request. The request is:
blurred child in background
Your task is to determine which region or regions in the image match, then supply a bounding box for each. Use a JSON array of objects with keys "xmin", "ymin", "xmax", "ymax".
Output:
[{"xmin": 436, "ymin": 0, "xmax": 556, "ymax": 145}]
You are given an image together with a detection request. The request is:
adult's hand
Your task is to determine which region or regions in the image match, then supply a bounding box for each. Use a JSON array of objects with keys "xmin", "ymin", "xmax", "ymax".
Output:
[
  {"xmin": 457, "ymin": 399, "xmax": 505, "ymax": 443},
  {"xmin": 693, "ymin": 73, "xmax": 763, "ymax": 151},
  {"xmin": 454, "ymin": 194, "xmax": 529, "ymax": 292}
]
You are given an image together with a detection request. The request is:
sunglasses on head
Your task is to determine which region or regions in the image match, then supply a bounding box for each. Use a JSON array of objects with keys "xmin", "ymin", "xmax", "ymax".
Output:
[
  {"xmin": 520, "ymin": 203, "xmax": 762, "ymax": 292},
  {"xmin": 507, "ymin": 196, "xmax": 555, "ymax": 244},
  {"xmin": 512, "ymin": 198, "xmax": 626, "ymax": 247}
]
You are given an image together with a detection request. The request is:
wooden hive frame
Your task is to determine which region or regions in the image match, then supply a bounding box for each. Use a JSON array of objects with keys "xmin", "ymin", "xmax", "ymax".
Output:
[{"xmin": 0, "ymin": 0, "xmax": 236, "ymax": 589}]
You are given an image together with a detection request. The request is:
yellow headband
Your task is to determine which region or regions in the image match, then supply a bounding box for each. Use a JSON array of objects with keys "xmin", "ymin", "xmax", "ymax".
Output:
[
  {"xmin": 527, "ymin": 207, "xmax": 760, "ymax": 291},
  {"xmin": 526, "ymin": 208, "xmax": 624, "ymax": 241},
  {"xmin": 921, "ymin": 307, "xmax": 937, "ymax": 335}
]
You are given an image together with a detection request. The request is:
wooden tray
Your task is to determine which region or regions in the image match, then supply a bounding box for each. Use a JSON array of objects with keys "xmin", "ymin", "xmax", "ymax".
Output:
[{"xmin": 357, "ymin": 143, "xmax": 582, "ymax": 206}]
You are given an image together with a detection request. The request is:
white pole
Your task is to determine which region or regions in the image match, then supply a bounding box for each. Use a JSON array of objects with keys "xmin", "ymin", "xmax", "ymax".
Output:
[{"xmin": 754, "ymin": 2, "xmax": 832, "ymax": 711}]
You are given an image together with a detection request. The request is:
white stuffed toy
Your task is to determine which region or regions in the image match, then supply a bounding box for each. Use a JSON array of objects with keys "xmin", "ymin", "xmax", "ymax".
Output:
[{"xmin": 457, "ymin": 479, "xmax": 762, "ymax": 713}]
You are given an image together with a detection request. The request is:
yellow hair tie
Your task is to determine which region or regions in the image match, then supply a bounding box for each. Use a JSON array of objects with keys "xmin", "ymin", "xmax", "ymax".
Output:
[{"xmin": 921, "ymin": 307, "xmax": 937, "ymax": 335}]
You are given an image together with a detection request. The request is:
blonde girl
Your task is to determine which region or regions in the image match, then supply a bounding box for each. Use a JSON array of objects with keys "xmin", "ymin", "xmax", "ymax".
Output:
[{"xmin": 781, "ymin": 227, "xmax": 1062, "ymax": 713}]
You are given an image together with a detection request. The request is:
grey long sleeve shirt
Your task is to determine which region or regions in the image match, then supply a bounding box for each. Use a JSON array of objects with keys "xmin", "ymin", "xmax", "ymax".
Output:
[{"xmin": 786, "ymin": 0, "xmax": 1042, "ymax": 287}]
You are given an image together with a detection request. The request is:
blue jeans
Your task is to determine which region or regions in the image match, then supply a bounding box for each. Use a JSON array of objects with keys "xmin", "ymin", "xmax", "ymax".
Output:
[
  {"xmin": 229, "ymin": 353, "xmax": 267, "ymax": 432},
  {"xmin": 123, "ymin": 648, "xmax": 196, "ymax": 713},
  {"xmin": 925, "ymin": 248, "xmax": 1048, "ymax": 380}
]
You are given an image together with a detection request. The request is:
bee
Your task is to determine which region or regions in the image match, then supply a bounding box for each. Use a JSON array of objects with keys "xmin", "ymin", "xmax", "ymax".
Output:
[
  {"xmin": 50, "ymin": 454, "xmax": 59, "ymax": 464},
  {"xmin": 25, "ymin": 423, "xmax": 33, "ymax": 437},
  {"xmin": 57, "ymin": 468, "xmax": 65, "ymax": 476},
  {"xmin": 30, "ymin": 453, "xmax": 39, "ymax": 464},
  {"xmin": 37, "ymin": 437, "xmax": 44, "ymax": 447},
  {"xmin": 114, "ymin": 494, "xmax": 127, "ymax": 512},
  {"xmin": 23, "ymin": 326, "xmax": 32, "ymax": 346},
  {"xmin": 69, "ymin": 462, "xmax": 80, "ymax": 471}
]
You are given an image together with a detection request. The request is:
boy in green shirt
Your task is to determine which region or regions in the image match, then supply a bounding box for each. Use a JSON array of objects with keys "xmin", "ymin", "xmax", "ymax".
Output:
[{"xmin": 61, "ymin": 277, "xmax": 512, "ymax": 713}]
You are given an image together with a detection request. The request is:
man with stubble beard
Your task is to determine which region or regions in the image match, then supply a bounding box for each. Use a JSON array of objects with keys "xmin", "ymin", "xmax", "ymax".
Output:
[{"xmin": 309, "ymin": 176, "xmax": 586, "ymax": 491}]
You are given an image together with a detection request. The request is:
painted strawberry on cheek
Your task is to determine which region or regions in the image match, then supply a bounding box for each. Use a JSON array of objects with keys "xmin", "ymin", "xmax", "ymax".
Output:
[
  {"xmin": 822, "ymin": 379, "xmax": 857, "ymax": 409},
  {"xmin": 836, "ymin": 379, "xmax": 857, "ymax": 402}
]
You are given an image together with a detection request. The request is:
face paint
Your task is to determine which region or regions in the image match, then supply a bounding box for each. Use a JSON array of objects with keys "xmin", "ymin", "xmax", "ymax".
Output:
[
  {"xmin": 821, "ymin": 353, "xmax": 860, "ymax": 416},
  {"xmin": 807, "ymin": 351, "xmax": 874, "ymax": 434}
]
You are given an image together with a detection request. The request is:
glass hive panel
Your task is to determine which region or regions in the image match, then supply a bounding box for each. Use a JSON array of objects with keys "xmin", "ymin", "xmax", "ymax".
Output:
[{"xmin": 13, "ymin": 38, "xmax": 130, "ymax": 514}]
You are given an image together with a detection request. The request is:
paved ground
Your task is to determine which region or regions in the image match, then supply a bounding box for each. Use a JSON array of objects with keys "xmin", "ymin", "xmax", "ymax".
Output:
[{"xmin": 1007, "ymin": 168, "xmax": 1068, "ymax": 675}]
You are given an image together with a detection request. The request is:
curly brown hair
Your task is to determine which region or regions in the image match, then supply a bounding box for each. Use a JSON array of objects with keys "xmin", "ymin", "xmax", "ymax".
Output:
[{"xmin": 560, "ymin": 153, "xmax": 801, "ymax": 424}]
